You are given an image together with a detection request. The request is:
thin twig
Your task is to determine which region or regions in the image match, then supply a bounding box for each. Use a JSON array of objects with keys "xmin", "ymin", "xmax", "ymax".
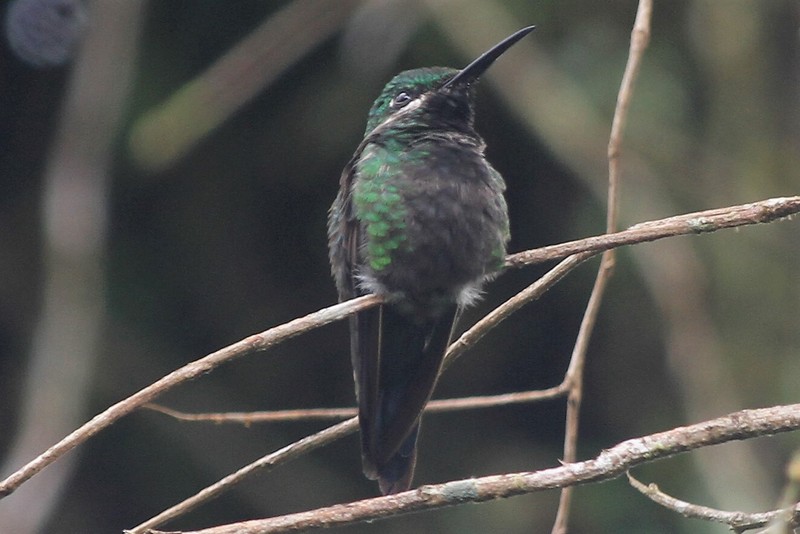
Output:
[
  {"xmin": 144, "ymin": 383, "xmax": 569, "ymax": 424},
  {"xmin": 144, "ymin": 404, "xmax": 356, "ymax": 423},
  {"xmin": 606, "ymin": 0, "xmax": 653, "ymax": 234},
  {"xmin": 140, "ymin": 404, "xmax": 800, "ymax": 533},
  {"xmin": 627, "ymin": 472, "xmax": 800, "ymax": 533},
  {"xmin": 0, "ymin": 196, "xmax": 797, "ymax": 501},
  {"xmin": 551, "ymin": 1, "xmax": 652, "ymax": 531}
]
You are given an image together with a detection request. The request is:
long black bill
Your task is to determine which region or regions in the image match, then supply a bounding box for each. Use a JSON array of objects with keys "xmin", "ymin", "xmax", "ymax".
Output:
[{"xmin": 442, "ymin": 25, "xmax": 536, "ymax": 89}]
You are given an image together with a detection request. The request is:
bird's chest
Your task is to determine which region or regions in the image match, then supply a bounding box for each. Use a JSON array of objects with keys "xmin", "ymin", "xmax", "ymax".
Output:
[{"xmin": 353, "ymin": 143, "xmax": 505, "ymax": 299}]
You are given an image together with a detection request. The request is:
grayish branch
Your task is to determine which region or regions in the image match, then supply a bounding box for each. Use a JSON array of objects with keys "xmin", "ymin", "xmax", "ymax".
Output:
[
  {"xmin": 144, "ymin": 404, "xmax": 800, "ymax": 533},
  {"xmin": 627, "ymin": 472, "xmax": 800, "ymax": 533}
]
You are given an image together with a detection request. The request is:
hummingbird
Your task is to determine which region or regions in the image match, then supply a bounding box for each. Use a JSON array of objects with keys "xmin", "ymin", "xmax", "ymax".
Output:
[{"xmin": 328, "ymin": 26, "xmax": 535, "ymax": 495}]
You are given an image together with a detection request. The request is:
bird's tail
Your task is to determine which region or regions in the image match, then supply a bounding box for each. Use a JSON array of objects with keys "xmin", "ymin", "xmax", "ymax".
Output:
[
  {"xmin": 352, "ymin": 303, "xmax": 457, "ymax": 494},
  {"xmin": 374, "ymin": 425, "xmax": 419, "ymax": 495}
]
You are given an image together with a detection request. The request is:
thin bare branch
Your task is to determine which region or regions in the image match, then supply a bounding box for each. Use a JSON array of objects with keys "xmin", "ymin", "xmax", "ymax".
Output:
[
  {"xmin": 0, "ymin": 294, "xmax": 380, "ymax": 499},
  {"xmin": 446, "ymin": 253, "xmax": 593, "ymax": 368},
  {"xmin": 126, "ymin": 419, "xmax": 359, "ymax": 534},
  {"xmin": 551, "ymin": 256, "xmax": 612, "ymax": 533},
  {"xmin": 504, "ymin": 195, "xmax": 800, "ymax": 269},
  {"xmin": 143, "ymin": 404, "xmax": 356, "ymax": 423},
  {"xmin": 627, "ymin": 472, "xmax": 800, "ymax": 533},
  {"xmin": 552, "ymin": 1, "xmax": 652, "ymax": 531},
  {"xmin": 607, "ymin": 0, "xmax": 653, "ymax": 232},
  {"xmin": 141, "ymin": 404, "xmax": 800, "ymax": 534},
  {"xmin": 144, "ymin": 383, "xmax": 569, "ymax": 424}
]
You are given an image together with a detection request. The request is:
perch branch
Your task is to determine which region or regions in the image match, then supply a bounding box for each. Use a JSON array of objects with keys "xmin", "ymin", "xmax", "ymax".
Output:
[{"xmin": 503, "ymin": 195, "xmax": 800, "ymax": 269}]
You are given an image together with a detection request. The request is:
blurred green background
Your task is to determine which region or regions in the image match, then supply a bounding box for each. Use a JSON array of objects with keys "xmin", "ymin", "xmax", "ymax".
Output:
[{"xmin": 0, "ymin": 1, "xmax": 798, "ymax": 533}]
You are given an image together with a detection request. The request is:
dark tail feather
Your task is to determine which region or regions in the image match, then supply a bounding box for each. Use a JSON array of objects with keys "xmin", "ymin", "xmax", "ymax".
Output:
[
  {"xmin": 376, "ymin": 425, "xmax": 418, "ymax": 495},
  {"xmin": 350, "ymin": 306, "xmax": 381, "ymax": 479},
  {"xmin": 356, "ymin": 303, "xmax": 457, "ymax": 494}
]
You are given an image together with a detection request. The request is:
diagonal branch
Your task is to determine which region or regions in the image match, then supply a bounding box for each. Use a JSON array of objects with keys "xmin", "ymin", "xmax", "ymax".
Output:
[
  {"xmin": 127, "ymin": 419, "xmax": 360, "ymax": 534},
  {"xmin": 0, "ymin": 294, "xmax": 380, "ymax": 499},
  {"xmin": 141, "ymin": 404, "xmax": 800, "ymax": 534}
]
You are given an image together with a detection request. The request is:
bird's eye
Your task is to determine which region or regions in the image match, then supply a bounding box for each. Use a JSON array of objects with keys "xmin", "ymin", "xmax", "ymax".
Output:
[{"xmin": 391, "ymin": 92, "xmax": 412, "ymax": 108}]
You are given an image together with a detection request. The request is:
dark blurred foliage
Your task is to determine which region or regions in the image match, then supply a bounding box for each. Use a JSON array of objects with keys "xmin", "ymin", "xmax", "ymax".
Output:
[{"xmin": 0, "ymin": 1, "xmax": 798, "ymax": 533}]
